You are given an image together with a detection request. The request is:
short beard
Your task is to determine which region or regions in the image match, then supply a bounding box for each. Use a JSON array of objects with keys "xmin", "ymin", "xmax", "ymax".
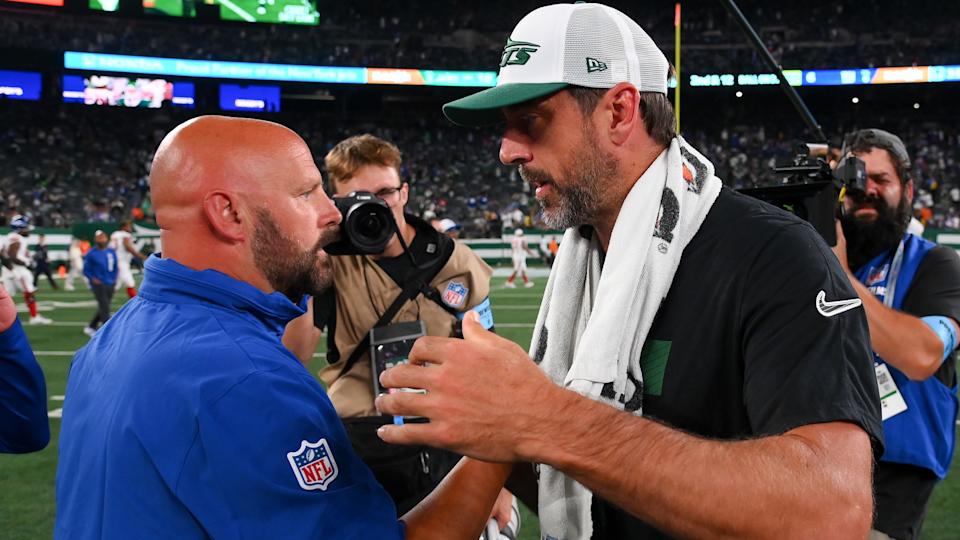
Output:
[
  {"xmin": 840, "ymin": 192, "xmax": 911, "ymax": 272},
  {"xmin": 252, "ymin": 208, "xmax": 335, "ymax": 301},
  {"xmin": 522, "ymin": 124, "xmax": 618, "ymax": 230}
]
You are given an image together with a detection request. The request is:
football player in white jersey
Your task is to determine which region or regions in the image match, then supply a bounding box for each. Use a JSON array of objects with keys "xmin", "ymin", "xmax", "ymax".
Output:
[
  {"xmin": 64, "ymin": 238, "xmax": 85, "ymax": 291},
  {"xmin": 5, "ymin": 216, "xmax": 51, "ymax": 324},
  {"xmin": 109, "ymin": 221, "xmax": 147, "ymax": 298},
  {"xmin": 504, "ymin": 228, "xmax": 536, "ymax": 288}
]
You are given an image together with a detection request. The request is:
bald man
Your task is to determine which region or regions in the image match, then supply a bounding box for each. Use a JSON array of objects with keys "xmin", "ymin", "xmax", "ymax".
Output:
[{"xmin": 54, "ymin": 116, "xmax": 509, "ymax": 539}]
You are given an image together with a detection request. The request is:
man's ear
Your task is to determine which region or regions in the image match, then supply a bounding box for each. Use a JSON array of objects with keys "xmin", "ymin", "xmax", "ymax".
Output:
[
  {"xmin": 605, "ymin": 83, "xmax": 641, "ymax": 146},
  {"xmin": 203, "ymin": 191, "xmax": 245, "ymax": 242},
  {"xmin": 905, "ymin": 179, "xmax": 915, "ymax": 204}
]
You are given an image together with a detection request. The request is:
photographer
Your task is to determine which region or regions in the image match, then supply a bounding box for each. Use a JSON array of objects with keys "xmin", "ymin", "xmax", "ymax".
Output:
[
  {"xmin": 283, "ymin": 134, "xmax": 517, "ymax": 532},
  {"xmin": 833, "ymin": 128, "xmax": 960, "ymax": 540}
]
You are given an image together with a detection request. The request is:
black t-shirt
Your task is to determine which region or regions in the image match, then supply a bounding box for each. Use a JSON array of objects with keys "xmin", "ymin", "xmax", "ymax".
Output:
[
  {"xmin": 900, "ymin": 244, "xmax": 960, "ymax": 387},
  {"xmin": 590, "ymin": 188, "xmax": 884, "ymax": 539}
]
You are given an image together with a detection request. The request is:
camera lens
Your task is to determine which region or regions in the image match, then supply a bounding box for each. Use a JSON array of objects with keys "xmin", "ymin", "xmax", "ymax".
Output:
[
  {"xmin": 357, "ymin": 212, "xmax": 385, "ymax": 240},
  {"xmin": 326, "ymin": 191, "xmax": 395, "ymax": 255}
]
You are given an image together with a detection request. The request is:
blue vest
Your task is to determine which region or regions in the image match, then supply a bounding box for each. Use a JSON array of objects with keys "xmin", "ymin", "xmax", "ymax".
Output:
[{"xmin": 855, "ymin": 234, "xmax": 959, "ymax": 478}]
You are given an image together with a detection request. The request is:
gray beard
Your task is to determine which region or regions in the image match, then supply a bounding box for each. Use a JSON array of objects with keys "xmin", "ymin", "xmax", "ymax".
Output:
[
  {"xmin": 522, "ymin": 140, "xmax": 617, "ymax": 230},
  {"xmin": 538, "ymin": 181, "xmax": 600, "ymax": 230}
]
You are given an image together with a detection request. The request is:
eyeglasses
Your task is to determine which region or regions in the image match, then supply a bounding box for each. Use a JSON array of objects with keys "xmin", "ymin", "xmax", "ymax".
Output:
[{"xmin": 375, "ymin": 185, "xmax": 404, "ymax": 201}]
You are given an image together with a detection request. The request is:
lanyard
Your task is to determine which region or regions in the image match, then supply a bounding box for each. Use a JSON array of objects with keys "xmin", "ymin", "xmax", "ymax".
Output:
[{"xmin": 882, "ymin": 239, "xmax": 906, "ymax": 309}]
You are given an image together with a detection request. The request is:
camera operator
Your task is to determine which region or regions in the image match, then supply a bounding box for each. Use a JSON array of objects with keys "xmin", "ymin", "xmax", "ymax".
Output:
[
  {"xmin": 833, "ymin": 128, "xmax": 960, "ymax": 540},
  {"xmin": 282, "ymin": 134, "xmax": 517, "ymax": 534}
]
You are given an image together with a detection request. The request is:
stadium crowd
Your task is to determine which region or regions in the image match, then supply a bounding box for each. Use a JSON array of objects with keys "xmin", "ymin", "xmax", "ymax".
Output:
[
  {"xmin": 2, "ymin": 99, "xmax": 959, "ymax": 236},
  {"xmin": 1, "ymin": 0, "xmax": 957, "ymax": 235},
  {"xmin": 0, "ymin": 0, "xmax": 956, "ymax": 72}
]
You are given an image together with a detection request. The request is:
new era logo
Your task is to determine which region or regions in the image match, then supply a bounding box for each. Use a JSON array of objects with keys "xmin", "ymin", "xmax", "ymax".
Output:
[{"xmin": 586, "ymin": 57, "xmax": 608, "ymax": 73}]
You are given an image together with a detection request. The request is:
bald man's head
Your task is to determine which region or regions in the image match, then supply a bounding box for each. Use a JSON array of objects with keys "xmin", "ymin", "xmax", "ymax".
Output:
[
  {"xmin": 147, "ymin": 115, "xmax": 341, "ymax": 299},
  {"xmin": 150, "ymin": 116, "xmax": 312, "ymax": 224}
]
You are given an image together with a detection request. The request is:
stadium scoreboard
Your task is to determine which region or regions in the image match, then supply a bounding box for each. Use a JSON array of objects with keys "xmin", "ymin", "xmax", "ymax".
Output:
[{"xmin": 88, "ymin": 0, "xmax": 319, "ymax": 25}]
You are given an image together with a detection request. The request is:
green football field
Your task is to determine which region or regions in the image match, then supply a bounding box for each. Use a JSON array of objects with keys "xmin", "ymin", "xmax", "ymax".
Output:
[{"xmin": 1, "ymin": 275, "xmax": 958, "ymax": 539}]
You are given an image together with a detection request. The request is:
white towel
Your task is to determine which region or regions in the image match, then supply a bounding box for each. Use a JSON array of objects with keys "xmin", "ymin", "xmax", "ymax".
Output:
[{"xmin": 532, "ymin": 136, "xmax": 723, "ymax": 540}]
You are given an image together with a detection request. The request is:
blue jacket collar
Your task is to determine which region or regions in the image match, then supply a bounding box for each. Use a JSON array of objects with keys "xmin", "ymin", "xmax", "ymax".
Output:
[{"xmin": 139, "ymin": 254, "xmax": 307, "ymax": 334}]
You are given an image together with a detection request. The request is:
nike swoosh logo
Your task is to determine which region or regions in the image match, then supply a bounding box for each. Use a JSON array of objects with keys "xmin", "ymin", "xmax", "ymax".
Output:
[{"xmin": 816, "ymin": 290, "xmax": 862, "ymax": 317}]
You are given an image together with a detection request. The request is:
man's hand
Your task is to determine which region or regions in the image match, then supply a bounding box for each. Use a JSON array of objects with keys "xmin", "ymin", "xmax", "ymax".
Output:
[
  {"xmin": 832, "ymin": 220, "xmax": 851, "ymax": 274},
  {"xmin": 488, "ymin": 488, "xmax": 515, "ymax": 531},
  {"xmin": 91, "ymin": 278, "xmax": 102, "ymax": 286},
  {"xmin": 376, "ymin": 311, "xmax": 561, "ymax": 462},
  {"xmin": 0, "ymin": 284, "xmax": 17, "ymax": 332}
]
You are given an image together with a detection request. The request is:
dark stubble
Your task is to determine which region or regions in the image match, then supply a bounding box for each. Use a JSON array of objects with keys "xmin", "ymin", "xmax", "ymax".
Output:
[{"xmin": 252, "ymin": 208, "xmax": 338, "ymax": 300}]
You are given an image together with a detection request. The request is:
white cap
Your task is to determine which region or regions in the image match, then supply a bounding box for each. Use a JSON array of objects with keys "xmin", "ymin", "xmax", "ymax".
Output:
[
  {"xmin": 515, "ymin": 228, "xmax": 524, "ymax": 236},
  {"xmin": 443, "ymin": 2, "xmax": 669, "ymax": 126},
  {"xmin": 439, "ymin": 218, "xmax": 461, "ymax": 233}
]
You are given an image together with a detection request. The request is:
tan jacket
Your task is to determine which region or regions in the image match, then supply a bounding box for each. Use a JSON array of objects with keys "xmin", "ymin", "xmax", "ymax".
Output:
[{"xmin": 320, "ymin": 239, "xmax": 492, "ymax": 417}]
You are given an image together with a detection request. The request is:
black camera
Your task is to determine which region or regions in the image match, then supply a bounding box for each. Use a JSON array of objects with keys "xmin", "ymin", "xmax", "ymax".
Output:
[
  {"xmin": 324, "ymin": 191, "xmax": 397, "ymax": 255},
  {"xmin": 739, "ymin": 143, "xmax": 866, "ymax": 247}
]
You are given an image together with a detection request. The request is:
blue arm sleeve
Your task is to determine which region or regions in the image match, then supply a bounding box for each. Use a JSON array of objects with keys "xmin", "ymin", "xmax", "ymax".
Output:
[
  {"xmin": 922, "ymin": 315, "xmax": 959, "ymax": 363},
  {"xmin": 0, "ymin": 318, "xmax": 49, "ymax": 453},
  {"xmin": 176, "ymin": 369, "xmax": 404, "ymax": 539},
  {"xmin": 457, "ymin": 297, "xmax": 495, "ymax": 330},
  {"xmin": 82, "ymin": 253, "xmax": 94, "ymax": 281}
]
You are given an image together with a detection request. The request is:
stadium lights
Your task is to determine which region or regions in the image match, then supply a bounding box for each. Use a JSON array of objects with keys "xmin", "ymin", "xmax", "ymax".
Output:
[
  {"xmin": 852, "ymin": 97, "xmax": 860, "ymax": 104},
  {"xmin": 735, "ymin": 90, "xmax": 743, "ymax": 98},
  {"xmin": 914, "ymin": 102, "xmax": 921, "ymax": 109}
]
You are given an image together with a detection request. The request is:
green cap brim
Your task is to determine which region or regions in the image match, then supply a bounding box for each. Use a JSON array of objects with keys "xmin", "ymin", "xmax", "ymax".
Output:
[{"xmin": 442, "ymin": 82, "xmax": 570, "ymax": 127}]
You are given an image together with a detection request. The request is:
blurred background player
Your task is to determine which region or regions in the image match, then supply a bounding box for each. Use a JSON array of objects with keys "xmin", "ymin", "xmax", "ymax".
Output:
[
  {"xmin": 504, "ymin": 228, "xmax": 535, "ymax": 288},
  {"xmin": 109, "ymin": 220, "xmax": 147, "ymax": 298},
  {"xmin": 439, "ymin": 218, "xmax": 462, "ymax": 239},
  {"xmin": 4, "ymin": 216, "xmax": 52, "ymax": 325},
  {"xmin": 83, "ymin": 230, "xmax": 117, "ymax": 337},
  {"xmin": 32, "ymin": 234, "xmax": 58, "ymax": 291},
  {"xmin": 64, "ymin": 238, "xmax": 86, "ymax": 292}
]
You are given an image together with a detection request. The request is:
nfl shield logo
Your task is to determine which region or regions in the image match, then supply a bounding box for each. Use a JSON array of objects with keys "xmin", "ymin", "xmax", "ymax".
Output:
[
  {"xmin": 442, "ymin": 281, "xmax": 468, "ymax": 308},
  {"xmin": 287, "ymin": 439, "xmax": 339, "ymax": 491},
  {"xmin": 866, "ymin": 266, "xmax": 887, "ymax": 287}
]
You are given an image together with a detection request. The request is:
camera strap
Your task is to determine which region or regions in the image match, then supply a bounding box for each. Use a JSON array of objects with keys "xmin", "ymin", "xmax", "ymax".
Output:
[{"xmin": 338, "ymin": 235, "xmax": 455, "ymax": 378}]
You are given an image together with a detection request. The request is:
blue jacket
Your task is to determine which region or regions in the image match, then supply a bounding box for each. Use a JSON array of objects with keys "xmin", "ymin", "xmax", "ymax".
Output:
[
  {"xmin": 83, "ymin": 247, "xmax": 118, "ymax": 286},
  {"xmin": 56, "ymin": 255, "xmax": 404, "ymax": 539},
  {"xmin": 0, "ymin": 318, "xmax": 49, "ymax": 453},
  {"xmin": 855, "ymin": 234, "xmax": 959, "ymax": 478}
]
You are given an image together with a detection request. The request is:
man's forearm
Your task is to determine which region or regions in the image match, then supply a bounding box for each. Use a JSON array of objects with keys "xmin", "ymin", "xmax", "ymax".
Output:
[
  {"xmin": 402, "ymin": 459, "xmax": 512, "ymax": 540},
  {"xmin": 526, "ymin": 388, "xmax": 873, "ymax": 539},
  {"xmin": 849, "ymin": 276, "xmax": 945, "ymax": 380}
]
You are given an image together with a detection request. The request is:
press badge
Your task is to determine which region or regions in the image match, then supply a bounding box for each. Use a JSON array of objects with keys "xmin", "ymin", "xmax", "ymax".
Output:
[{"xmin": 875, "ymin": 362, "xmax": 908, "ymax": 421}]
